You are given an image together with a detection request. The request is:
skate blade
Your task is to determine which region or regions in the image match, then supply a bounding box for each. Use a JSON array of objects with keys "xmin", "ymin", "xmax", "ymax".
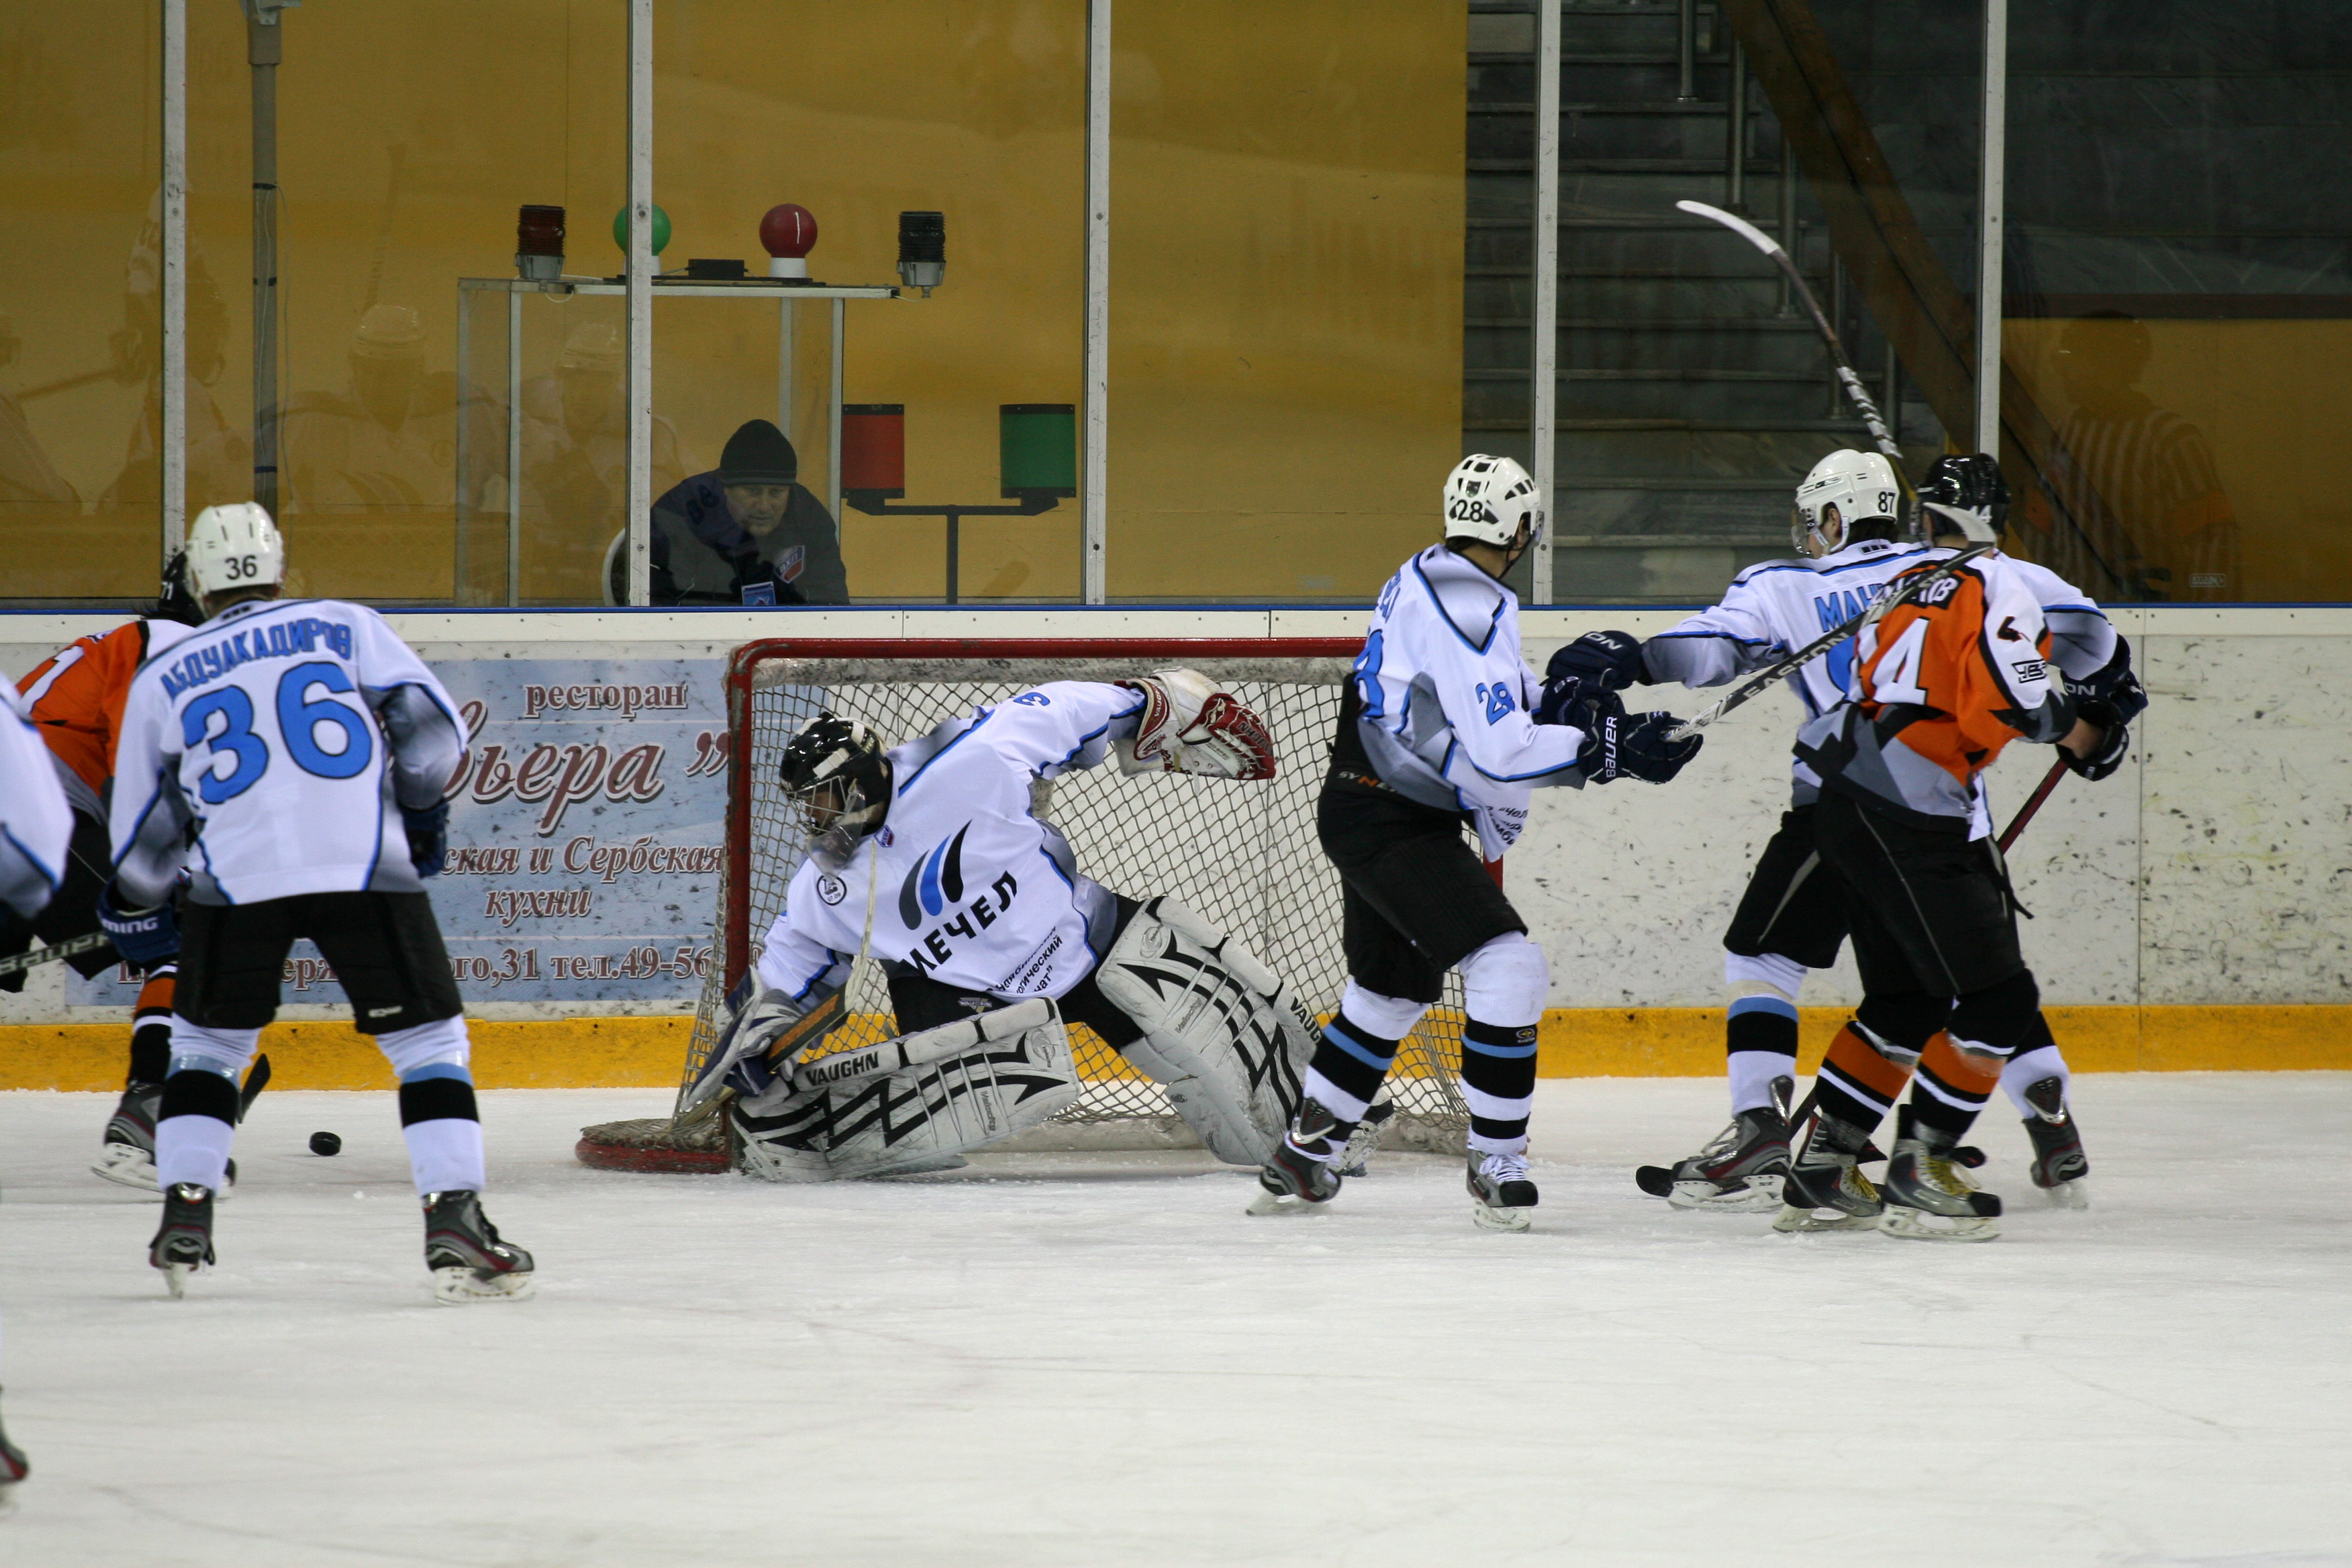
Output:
[
  {"xmin": 1244, "ymin": 1189, "xmax": 1330, "ymax": 1218},
  {"xmin": 91, "ymin": 1144, "xmax": 159, "ymax": 1191},
  {"xmin": 2035, "ymin": 1176, "xmax": 2090, "ymax": 1209},
  {"xmin": 1667, "ymin": 1175, "xmax": 1785, "ymax": 1213},
  {"xmin": 1471, "ymin": 1202, "xmax": 1532, "ymax": 1233},
  {"xmin": 1771, "ymin": 1204, "xmax": 1880, "ymax": 1234},
  {"xmin": 432, "ymin": 1267, "xmax": 538, "ymax": 1304},
  {"xmin": 1877, "ymin": 1206, "xmax": 2000, "ymax": 1242}
]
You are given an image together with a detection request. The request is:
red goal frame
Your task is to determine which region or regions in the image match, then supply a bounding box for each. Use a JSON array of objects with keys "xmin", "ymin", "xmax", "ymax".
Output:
[{"xmin": 717, "ymin": 637, "xmax": 1365, "ymax": 993}]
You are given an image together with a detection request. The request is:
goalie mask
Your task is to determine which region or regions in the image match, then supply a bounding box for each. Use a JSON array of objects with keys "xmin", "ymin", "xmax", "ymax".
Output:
[
  {"xmin": 779, "ymin": 712, "xmax": 891, "ymax": 868},
  {"xmin": 1917, "ymin": 452, "xmax": 2008, "ymax": 546},
  {"xmin": 1442, "ymin": 454, "xmax": 1545, "ymax": 559},
  {"xmin": 1792, "ymin": 449, "xmax": 1902, "ymax": 556}
]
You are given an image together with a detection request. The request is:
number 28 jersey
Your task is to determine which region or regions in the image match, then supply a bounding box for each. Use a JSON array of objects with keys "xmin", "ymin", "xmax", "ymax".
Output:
[{"xmin": 112, "ymin": 598, "xmax": 467, "ymax": 906}]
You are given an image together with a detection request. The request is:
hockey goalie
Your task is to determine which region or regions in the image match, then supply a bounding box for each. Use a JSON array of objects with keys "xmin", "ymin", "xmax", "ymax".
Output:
[{"xmin": 677, "ymin": 671, "xmax": 1321, "ymax": 1181}]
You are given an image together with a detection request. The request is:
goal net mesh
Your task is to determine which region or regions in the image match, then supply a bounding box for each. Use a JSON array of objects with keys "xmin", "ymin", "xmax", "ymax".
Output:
[{"xmin": 669, "ymin": 644, "xmax": 1469, "ymax": 1151}]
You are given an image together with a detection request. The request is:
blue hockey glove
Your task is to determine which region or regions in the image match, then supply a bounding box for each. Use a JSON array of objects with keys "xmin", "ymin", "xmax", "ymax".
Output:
[
  {"xmin": 1545, "ymin": 630, "xmax": 1650, "ymax": 693},
  {"xmin": 403, "ymin": 800, "xmax": 450, "ymax": 877},
  {"xmin": 97, "ymin": 881, "xmax": 179, "ymax": 967},
  {"xmin": 1576, "ymin": 704, "xmax": 1703, "ymax": 785},
  {"xmin": 2069, "ymin": 636, "xmax": 2148, "ymax": 725},
  {"xmin": 1538, "ymin": 677, "xmax": 1619, "ymax": 728}
]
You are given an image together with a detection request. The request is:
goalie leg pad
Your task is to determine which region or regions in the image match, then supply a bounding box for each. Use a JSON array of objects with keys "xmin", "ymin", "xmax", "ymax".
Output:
[
  {"xmin": 732, "ymin": 1001, "xmax": 1081, "ymax": 1181},
  {"xmin": 1091, "ymin": 897, "xmax": 1315, "ymax": 1167}
]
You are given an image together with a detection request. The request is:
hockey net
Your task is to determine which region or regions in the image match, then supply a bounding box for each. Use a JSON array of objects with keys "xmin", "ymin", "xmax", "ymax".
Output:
[{"xmin": 578, "ymin": 638, "xmax": 1470, "ymax": 1171}]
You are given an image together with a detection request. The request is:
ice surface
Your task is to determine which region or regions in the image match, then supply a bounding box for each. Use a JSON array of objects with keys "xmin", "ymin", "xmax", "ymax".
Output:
[{"xmin": 3, "ymin": 1076, "xmax": 2348, "ymax": 1567}]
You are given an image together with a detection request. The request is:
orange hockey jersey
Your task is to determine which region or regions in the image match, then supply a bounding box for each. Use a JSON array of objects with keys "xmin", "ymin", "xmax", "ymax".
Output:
[
  {"xmin": 16, "ymin": 618, "xmax": 197, "ymax": 814},
  {"xmin": 1794, "ymin": 552, "xmax": 2075, "ymax": 830}
]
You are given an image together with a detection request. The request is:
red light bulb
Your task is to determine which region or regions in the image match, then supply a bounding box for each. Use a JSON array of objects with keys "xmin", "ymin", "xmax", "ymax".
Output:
[{"xmin": 761, "ymin": 203, "xmax": 817, "ymax": 279}]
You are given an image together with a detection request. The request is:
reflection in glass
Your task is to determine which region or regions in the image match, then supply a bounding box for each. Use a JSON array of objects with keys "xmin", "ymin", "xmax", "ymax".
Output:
[{"xmin": 2021, "ymin": 312, "xmax": 2239, "ymax": 603}]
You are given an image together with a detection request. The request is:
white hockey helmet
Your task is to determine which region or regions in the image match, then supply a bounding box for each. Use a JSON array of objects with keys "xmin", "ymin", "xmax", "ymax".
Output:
[
  {"xmin": 184, "ymin": 502, "xmax": 286, "ymax": 603},
  {"xmin": 1442, "ymin": 454, "xmax": 1545, "ymax": 550},
  {"xmin": 1791, "ymin": 449, "xmax": 1902, "ymax": 556}
]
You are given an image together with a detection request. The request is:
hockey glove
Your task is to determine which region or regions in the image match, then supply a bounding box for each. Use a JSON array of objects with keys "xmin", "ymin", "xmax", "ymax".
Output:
[
  {"xmin": 2062, "ymin": 697, "xmax": 2130, "ymax": 783},
  {"xmin": 1576, "ymin": 704, "xmax": 1704, "ymax": 785},
  {"xmin": 96, "ymin": 881, "xmax": 179, "ymax": 968},
  {"xmin": 1545, "ymin": 630, "xmax": 1651, "ymax": 693},
  {"xmin": 402, "ymin": 800, "xmax": 450, "ymax": 877},
  {"xmin": 2068, "ymin": 636, "xmax": 2148, "ymax": 724},
  {"xmin": 1117, "ymin": 669, "xmax": 1278, "ymax": 780}
]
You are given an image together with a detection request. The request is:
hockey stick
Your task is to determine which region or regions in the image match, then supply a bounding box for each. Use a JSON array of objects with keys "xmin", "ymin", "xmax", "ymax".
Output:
[
  {"xmin": 0, "ymin": 930, "xmax": 111, "ymax": 978},
  {"xmin": 1665, "ymin": 544, "xmax": 1991, "ymax": 741},
  {"xmin": 790, "ymin": 998, "xmax": 1057, "ymax": 1092},
  {"xmin": 1996, "ymin": 758, "xmax": 2070, "ymax": 854},
  {"xmin": 1675, "ymin": 200, "xmax": 1915, "ymax": 501},
  {"xmin": 237, "ymin": 1055, "xmax": 272, "ymax": 1122}
]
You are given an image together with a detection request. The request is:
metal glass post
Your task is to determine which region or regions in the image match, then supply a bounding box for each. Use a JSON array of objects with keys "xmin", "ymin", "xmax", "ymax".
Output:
[
  {"xmin": 829, "ymin": 297, "xmax": 844, "ymax": 522},
  {"xmin": 162, "ymin": 0, "xmax": 187, "ymax": 561},
  {"xmin": 1530, "ymin": 0, "xmax": 1559, "ymax": 604},
  {"xmin": 244, "ymin": 1, "xmax": 288, "ymax": 520},
  {"xmin": 624, "ymin": 0, "xmax": 653, "ymax": 607},
  {"xmin": 1725, "ymin": 38, "xmax": 1746, "ymax": 213},
  {"xmin": 777, "ymin": 297, "xmax": 794, "ymax": 438},
  {"xmin": 1975, "ymin": 0, "xmax": 2008, "ymax": 454},
  {"xmin": 506, "ymin": 291, "xmax": 522, "ymax": 605},
  {"xmin": 1675, "ymin": 0, "xmax": 1696, "ymax": 101},
  {"xmin": 1081, "ymin": 0, "xmax": 1111, "ymax": 604}
]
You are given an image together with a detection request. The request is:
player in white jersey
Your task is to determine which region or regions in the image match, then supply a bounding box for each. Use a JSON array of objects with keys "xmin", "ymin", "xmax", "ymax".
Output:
[
  {"xmin": 0, "ymin": 684, "xmax": 72, "ymax": 1499},
  {"xmin": 683, "ymin": 671, "xmax": 1322, "ymax": 1179},
  {"xmin": 1566, "ymin": 452, "xmax": 2144, "ymax": 1210},
  {"xmin": 103, "ymin": 503, "xmax": 534, "ymax": 1304},
  {"xmin": 1251, "ymin": 455, "xmax": 1704, "ymax": 1230}
]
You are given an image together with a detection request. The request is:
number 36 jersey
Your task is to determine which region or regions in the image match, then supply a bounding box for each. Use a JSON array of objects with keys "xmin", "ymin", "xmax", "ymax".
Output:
[{"xmin": 112, "ymin": 598, "xmax": 466, "ymax": 906}]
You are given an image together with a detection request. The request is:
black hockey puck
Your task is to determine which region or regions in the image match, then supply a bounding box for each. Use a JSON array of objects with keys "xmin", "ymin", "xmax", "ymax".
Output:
[{"xmin": 309, "ymin": 1131, "xmax": 342, "ymax": 1157}]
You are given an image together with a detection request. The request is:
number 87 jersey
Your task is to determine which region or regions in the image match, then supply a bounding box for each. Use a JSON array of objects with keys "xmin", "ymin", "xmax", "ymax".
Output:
[
  {"xmin": 1795, "ymin": 552, "xmax": 2077, "ymax": 831},
  {"xmin": 112, "ymin": 598, "xmax": 467, "ymax": 906}
]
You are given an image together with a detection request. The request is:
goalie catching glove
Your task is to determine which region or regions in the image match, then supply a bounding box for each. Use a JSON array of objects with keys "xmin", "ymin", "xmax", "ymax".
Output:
[{"xmin": 1114, "ymin": 669, "xmax": 1277, "ymax": 781}]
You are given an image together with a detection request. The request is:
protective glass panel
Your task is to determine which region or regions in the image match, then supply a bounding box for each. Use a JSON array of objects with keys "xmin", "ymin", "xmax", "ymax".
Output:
[
  {"xmin": 1105, "ymin": 1, "xmax": 1467, "ymax": 602},
  {"xmin": 0, "ymin": 1, "xmax": 162, "ymax": 606}
]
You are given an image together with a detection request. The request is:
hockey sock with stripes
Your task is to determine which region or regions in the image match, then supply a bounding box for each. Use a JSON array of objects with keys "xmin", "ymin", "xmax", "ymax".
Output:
[
  {"xmin": 1810, "ymin": 1023, "xmax": 1917, "ymax": 1135},
  {"xmin": 1909, "ymin": 1034, "xmax": 2005, "ymax": 1140},
  {"xmin": 155, "ymin": 1069, "xmax": 238, "ymax": 1191},
  {"xmin": 1726, "ymin": 997, "xmax": 1799, "ymax": 1116},
  {"xmin": 128, "ymin": 966, "xmax": 176, "ymax": 1086},
  {"xmin": 399, "ymin": 1067, "xmax": 486, "ymax": 1195},
  {"xmin": 1460, "ymin": 1019, "xmax": 1538, "ymax": 1157},
  {"xmin": 1302, "ymin": 1017, "xmax": 1402, "ymax": 1135}
]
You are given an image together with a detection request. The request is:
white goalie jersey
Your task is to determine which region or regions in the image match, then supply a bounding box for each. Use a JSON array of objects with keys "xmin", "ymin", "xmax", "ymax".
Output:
[
  {"xmin": 111, "ymin": 598, "xmax": 467, "ymax": 906},
  {"xmin": 753, "ymin": 681, "xmax": 1147, "ymax": 1008}
]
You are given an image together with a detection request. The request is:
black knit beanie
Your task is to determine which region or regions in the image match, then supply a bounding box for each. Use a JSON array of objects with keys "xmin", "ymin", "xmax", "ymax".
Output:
[{"xmin": 718, "ymin": 419, "xmax": 798, "ymax": 485}]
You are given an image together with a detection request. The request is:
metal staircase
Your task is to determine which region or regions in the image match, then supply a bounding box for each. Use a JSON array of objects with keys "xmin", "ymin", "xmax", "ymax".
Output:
[{"xmin": 1465, "ymin": 1, "xmax": 1940, "ymax": 602}]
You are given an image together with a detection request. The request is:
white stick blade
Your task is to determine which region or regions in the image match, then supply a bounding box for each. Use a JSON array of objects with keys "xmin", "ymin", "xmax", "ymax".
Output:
[{"xmin": 1675, "ymin": 199, "xmax": 1784, "ymax": 258}]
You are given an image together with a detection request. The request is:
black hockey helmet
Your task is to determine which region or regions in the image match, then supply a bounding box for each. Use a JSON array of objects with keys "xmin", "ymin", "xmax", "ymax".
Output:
[
  {"xmin": 156, "ymin": 548, "xmax": 203, "ymax": 626},
  {"xmin": 779, "ymin": 712, "xmax": 891, "ymax": 865},
  {"xmin": 1918, "ymin": 453, "xmax": 2009, "ymax": 545}
]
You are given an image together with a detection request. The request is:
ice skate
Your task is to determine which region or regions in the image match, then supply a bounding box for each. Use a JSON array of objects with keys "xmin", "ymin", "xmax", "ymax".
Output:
[
  {"xmin": 1773, "ymin": 1111, "xmax": 1882, "ymax": 1233},
  {"xmin": 1247, "ymin": 1099, "xmax": 1344, "ymax": 1216},
  {"xmin": 422, "ymin": 1191, "xmax": 537, "ymax": 1303},
  {"xmin": 91, "ymin": 1082, "xmax": 162, "ymax": 1190},
  {"xmin": 1, "ymin": 1385, "xmax": 28, "ymax": 1507},
  {"xmin": 1877, "ymin": 1108, "xmax": 2002, "ymax": 1242},
  {"xmin": 1336, "ymin": 1100, "xmax": 1396, "ymax": 1178},
  {"xmin": 2020, "ymin": 1076, "xmax": 2089, "ymax": 1208},
  {"xmin": 1636, "ymin": 1093, "xmax": 1791, "ymax": 1212},
  {"xmin": 149, "ymin": 1182, "xmax": 215, "ymax": 1297},
  {"xmin": 1467, "ymin": 1150, "xmax": 1538, "ymax": 1232}
]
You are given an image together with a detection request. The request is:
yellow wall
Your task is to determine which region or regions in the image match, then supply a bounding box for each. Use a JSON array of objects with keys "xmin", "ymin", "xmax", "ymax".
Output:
[
  {"xmin": 2006, "ymin": 318, "xmax": 2352, "ymax": 602},
  {"xmin": 1106, "ymin": 1, "xmax": 1467, "ymax": 600}
]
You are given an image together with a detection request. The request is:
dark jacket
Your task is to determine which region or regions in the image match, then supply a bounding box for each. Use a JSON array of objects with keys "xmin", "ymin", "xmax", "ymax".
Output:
[{"xmin": 622, "ymin": 473, "xmax": 851, "ymax": 605}]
